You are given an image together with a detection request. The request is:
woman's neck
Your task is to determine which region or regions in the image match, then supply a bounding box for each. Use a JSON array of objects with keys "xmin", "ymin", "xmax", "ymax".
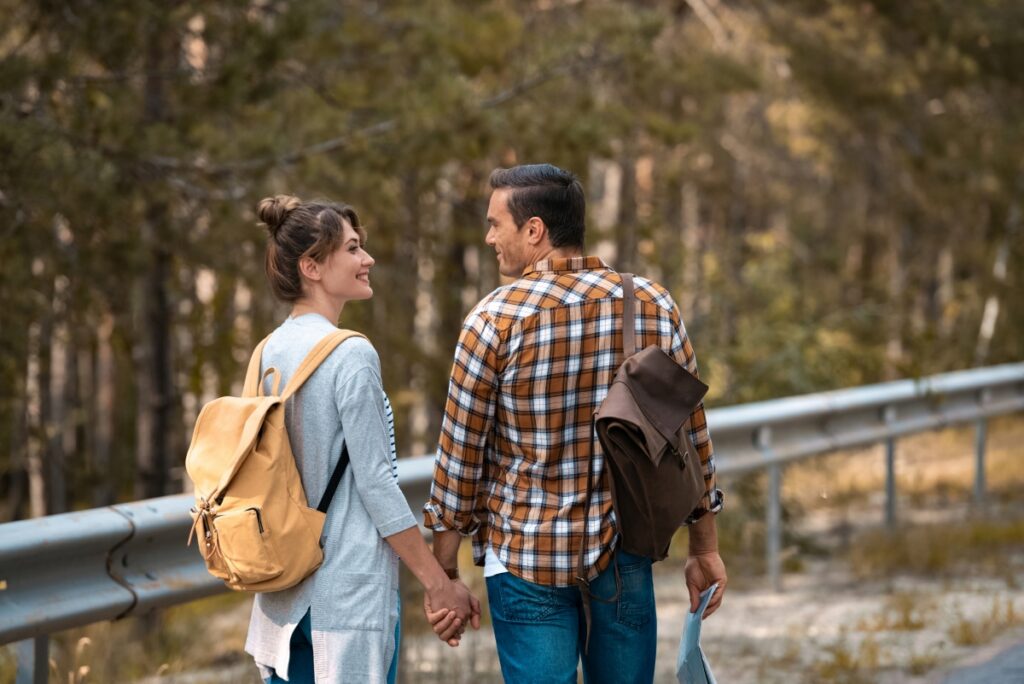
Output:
[{"xmin": 290, "ymin": 294, "xmax": 344, "ymax": 323}]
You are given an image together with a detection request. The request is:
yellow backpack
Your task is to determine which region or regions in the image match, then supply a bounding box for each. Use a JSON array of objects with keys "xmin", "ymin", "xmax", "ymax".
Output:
[{"xmin": 185, "ymin": 329, "xmax": 364, "ymax": 592}]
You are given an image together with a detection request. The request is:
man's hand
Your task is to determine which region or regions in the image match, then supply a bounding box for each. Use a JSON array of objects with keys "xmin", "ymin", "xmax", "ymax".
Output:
[
  {"xmin": 684, "ymin": 551, "xmax": 727, "ymax": 618},
  {"xmin": 685, "ymin": 510, "xmax": 726, "ymax": 618},
  {"xmin": 423, "ymin": 579, "xmax": 482, "ymax": 646}
]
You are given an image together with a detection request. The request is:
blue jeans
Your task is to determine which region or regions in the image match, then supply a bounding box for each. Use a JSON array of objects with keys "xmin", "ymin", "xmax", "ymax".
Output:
[
  {"xmin": 265, "ymin": 594, "xmax": 401, "ymax": 684},
  {"xmin": 486, "ymin": 550, "xmax": 657, "ymax": 684}
]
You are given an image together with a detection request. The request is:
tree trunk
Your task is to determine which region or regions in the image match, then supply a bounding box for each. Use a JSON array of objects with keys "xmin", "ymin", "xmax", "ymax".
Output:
[
  {"xmin": 615, "ymin": 154, "xmax": 638, "ymax": 273},
  {"xmin": 388, "ymin": 169, "xmax": 424, "ymax": 455},
  {"xmin": 46, "ymin": 304, "xmax": 69, "ymax": 514},
  {"xmin": 135, "ymin": 221, "xmax": 173, "ymax": 500},
  {"xmin": 936, "ymin": 244, "xmax": 954, "ymax": 340},
  {"xmin": 5, "ymin": 395, "xmax": 28, "ymax": 521},
  {"xmin": 719, "ymin": 160, "xmax": 748, "ymax": 360},
  {"xmin": 25, "ymin": 320, "xmax": 47, "ymax": 517},
  {"xmin": 883, "ymin": 223, "xmax": 907, "ymax": 380},
  {"xmin": 974, "ymin": 202, "xmax": 1016, "ymax": 364},
  {"xmin": 135, "ymin": 26, "xmax": 174, "ymax": 500},
  {"xmin": 93, "ymin": 311, "xmax": 116, "ymax": 506},
  {"xmin": 679, "ymin": 179, "xmax": 702, "ymax": 320}
]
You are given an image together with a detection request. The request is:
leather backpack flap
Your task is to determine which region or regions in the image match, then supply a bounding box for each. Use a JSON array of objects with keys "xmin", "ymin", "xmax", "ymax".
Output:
[
  {"xmin": 616, "ymin": 345, "xmax": 708, "ymax": 461},
  {"xmin": 595, "ymin": 382, "xmax": 669, "ymax": 463}
]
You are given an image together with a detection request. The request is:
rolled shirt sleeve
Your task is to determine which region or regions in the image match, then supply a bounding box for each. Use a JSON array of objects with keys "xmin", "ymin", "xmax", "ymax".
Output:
[
  {"xmin": 423, "ymin": 309, "xmax": 501, "ymax": 535},
  {"xmin": 668, "ymin": 305, "xmax": 724, "ymax": 518}
]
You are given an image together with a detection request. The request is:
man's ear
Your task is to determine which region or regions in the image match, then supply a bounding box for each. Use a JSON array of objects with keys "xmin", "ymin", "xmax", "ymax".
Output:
[
  {"xmin": 524, "ymin": 216, "xmax": 548, "ymax": 246},
  {"xmin": 298, "ymin": 255, "xmax": 321, "ymax": 283}
]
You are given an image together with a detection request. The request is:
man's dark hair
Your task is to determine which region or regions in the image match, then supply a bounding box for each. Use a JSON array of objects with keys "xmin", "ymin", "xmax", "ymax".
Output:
[{"xmin": 489, "ymin": 164, "xmax": 585, "ymax": 249}]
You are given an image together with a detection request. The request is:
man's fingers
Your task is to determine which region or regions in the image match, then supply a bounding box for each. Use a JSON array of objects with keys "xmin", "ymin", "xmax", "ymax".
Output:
[
  {"xmin": 470, "ymin": 594, "xmax": 482, "ymax": 629},
  {"xmin": 687, "ymin": 583, "xmax": 701, "ymax": 613},
  {"xmin": 703, "ymin": 584, "xmax": 726, "ymax": 618}
]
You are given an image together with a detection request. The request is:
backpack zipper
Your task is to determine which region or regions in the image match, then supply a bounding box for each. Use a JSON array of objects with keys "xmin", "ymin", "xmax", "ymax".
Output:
[{"xmin": 248, "ymin": 507, "xmax": 265, "ymax": 534}]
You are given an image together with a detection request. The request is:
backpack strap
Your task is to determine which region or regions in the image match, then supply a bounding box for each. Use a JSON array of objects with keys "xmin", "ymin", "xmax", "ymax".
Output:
[
  {"xmin": 280, "ymin": 329, "xmax": 366, "ymax": 401},
  {"xmin": 203, "ymin": 328, "xmax": 366, "ymax": 506},
  {"xmin": 242, "ymin": 335, "xmax": 273, "ymax": 398},
  {"xmin": 574, "ymin": 418, "xmax": 622, "ymax": 654},
  {"xmin": 621, "ymin": 273, "xmax": 638, "ymax": 359},
  {"xmin": 316, "ymin": 443, "xmax": 350, "ymax": 513},
  {"xmin": 288, "ymin": 330, "xmax": 365, "ymax": 513}
]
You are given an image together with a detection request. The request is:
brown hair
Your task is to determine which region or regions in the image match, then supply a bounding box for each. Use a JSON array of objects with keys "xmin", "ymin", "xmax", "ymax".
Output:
[
  {"xmin": 489, "ymin": 164, "xmax": 585, "ymax": 249},
  {"xmin": 257, "ymin": 194, "xmax": 366, "ymax": 303}
]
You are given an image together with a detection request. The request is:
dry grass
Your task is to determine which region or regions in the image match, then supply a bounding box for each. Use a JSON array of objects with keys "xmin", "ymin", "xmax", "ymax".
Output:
[
  {"xmin": 906, "ymin": 646, "xmax": 944, "ymax": 676},
  {"xmin": 38, "ymin": 592, "xmax": 257, "ymax": 684},
  {"xmin": 781, "ymin": 415, "xmax": 1024, "ymax": 512},
  {"xmin": 805, "ymin": 631, "xmax": 880, "ymax": 684},
  {"xmin": 948, "ymin": 595, "xmax": 1021, "ymax": 647},
  {"xmin": 847, "ymin": 517, "xmax": 1024, "ymax": 580},
  {"xmin": 856, "ymin": 591, "xmax": 934, "ymax": 632}
]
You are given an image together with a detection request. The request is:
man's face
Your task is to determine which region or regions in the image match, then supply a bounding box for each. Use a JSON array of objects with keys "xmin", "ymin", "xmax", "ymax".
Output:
[{"xmin": 485, "ymin": 188, "xmax": 530, "ymax": 277}]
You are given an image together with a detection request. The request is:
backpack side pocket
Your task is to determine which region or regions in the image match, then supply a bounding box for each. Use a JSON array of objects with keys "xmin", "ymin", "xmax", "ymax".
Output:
[{"xmin": 214, "ymin": 507, "xmax": 285, "ymax": 585}]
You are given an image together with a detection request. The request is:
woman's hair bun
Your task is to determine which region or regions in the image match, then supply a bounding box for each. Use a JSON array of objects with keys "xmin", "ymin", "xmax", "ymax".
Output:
[{"xmin": 257, "ymin": 195, "xmax": 302, "ymax": 236}]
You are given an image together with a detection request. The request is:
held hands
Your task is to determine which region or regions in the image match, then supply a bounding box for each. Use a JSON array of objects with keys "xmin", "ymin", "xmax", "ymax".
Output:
[
  {"xmin": 423, "ymin": 579, "xmax": 481, "ymax": 647},
  {"xmin": 684, "ymin": 551, "xmax": 727, "ymax": 619}
]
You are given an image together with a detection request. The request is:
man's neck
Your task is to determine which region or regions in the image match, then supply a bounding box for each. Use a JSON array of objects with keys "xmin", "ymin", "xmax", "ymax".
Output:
[{"xmin": 522, "ymin": 246, "xmax": 584, "ymax": 273}]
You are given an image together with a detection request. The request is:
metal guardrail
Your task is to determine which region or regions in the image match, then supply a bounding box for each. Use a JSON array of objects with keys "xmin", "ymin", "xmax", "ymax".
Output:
[{"xmin": 3, "ymin": 362, "xmax": 1024, "ymax": 681}]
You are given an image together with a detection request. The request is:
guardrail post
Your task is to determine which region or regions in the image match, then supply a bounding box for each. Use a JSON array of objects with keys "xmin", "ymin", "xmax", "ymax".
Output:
[
  {"xmin": 756, "ymin": 426, "xmax": 782, "ymax": 592},
  {"xmin": 883, "ymin": 406, "xmax": 898, "ymax": 528},
  {"xmin": 15, "ymin": 636, "xmax": 48, "ymax": 684},
  {"xmin": 974, "ymin": 420, "xmax": 988, "ymax": 506},
  {"xmin": 974, "ymin": 389, "xmax": 991, "ymax": 508}
]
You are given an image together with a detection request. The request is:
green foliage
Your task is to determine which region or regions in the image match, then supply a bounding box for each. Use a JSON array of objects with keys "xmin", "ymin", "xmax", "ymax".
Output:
[{"xmin": 0, "ymin": 0, "xmax": 1022, "ymax": 515}]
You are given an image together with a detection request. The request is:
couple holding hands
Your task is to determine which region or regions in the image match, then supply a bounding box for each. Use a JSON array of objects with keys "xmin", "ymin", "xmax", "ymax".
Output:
[{"xmin": 244, "ymin": 164, "xmax": 726, "ymax": 684}]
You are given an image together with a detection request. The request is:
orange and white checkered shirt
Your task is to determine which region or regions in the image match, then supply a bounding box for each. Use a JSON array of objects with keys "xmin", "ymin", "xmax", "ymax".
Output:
[{"xmin": 423, "ymin": 256, "xmax": 721, "ymax": 586}]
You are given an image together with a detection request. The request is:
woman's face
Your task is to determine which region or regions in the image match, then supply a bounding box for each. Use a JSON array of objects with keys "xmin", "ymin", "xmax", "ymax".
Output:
[{"xmin": 319, "ymin": 219, "xmax": 375, "ymax": 302}]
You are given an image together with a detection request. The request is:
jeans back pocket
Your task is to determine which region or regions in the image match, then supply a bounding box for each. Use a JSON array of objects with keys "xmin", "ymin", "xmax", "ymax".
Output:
[{"xmin": 488, "ymin": 573, "xmax": 558, "ymax": 623}]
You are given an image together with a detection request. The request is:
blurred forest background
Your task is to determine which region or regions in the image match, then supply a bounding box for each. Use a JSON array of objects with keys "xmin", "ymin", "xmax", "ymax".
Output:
[{"xmin": 1, "ymin": 0, "xmax": 1022, "ymax": 521}]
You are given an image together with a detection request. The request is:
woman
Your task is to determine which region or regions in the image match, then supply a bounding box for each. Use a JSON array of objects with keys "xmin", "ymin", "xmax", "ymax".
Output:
[{"xmin": 244, "ymin": 195, "xmax": 478, "ymax": 684}]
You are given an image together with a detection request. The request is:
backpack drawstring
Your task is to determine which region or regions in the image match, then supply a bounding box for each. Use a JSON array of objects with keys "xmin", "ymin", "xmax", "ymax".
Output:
[{"xmin": 187, "ymin": 497, "xmax": 213, "ymax": 548}]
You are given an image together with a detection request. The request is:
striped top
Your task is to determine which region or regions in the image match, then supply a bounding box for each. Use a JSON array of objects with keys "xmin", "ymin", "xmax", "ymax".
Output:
[{"xmin": 423, "ymin": 256, "xmax": 721, "ymax": 587}]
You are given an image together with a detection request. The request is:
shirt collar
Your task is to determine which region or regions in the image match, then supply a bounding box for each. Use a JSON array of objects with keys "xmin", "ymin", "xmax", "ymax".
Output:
[{"xmin": 523, "ymin": 255, "xmax": 610, "ymax": 276}]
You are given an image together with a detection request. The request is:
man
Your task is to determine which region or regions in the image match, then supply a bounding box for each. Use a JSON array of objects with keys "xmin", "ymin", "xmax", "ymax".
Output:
[{"xmin": 423, "ymin": 163, "xmax": 725, "ymax": 683}]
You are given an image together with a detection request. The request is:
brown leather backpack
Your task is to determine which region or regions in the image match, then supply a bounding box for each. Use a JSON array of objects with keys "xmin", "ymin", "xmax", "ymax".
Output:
[
  {"xmin": 575, "ymin": 273, "xmax": 708, "ymax": 647},
  {"xmin": 594, "ymin": 273, "xmax": 708, "ymax": 559}
]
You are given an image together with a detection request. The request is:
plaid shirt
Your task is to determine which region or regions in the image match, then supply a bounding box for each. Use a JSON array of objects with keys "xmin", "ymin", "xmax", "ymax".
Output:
[{"xmin": 423, "ymin": 256, "xmax": 721, "ymax": 587}]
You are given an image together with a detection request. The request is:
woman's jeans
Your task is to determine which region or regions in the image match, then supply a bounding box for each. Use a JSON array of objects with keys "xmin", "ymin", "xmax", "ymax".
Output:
[
  {"xmin": 486, "ymin": 550, "xmax": 657, "ymax": 684},
  {"xmin": 264, "ymin": 594, "xmax": 401, "ymax": 684}
]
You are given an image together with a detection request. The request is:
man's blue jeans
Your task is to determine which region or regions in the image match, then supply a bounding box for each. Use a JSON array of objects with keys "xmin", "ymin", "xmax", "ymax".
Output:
[{"xmin": 486, "ymin": 550, "xmax": 657, "ymax": 684}]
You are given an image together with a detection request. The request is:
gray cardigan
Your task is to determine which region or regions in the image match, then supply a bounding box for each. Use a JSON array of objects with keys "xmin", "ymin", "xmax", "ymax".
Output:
[{"xmin": 244, "ymin": 314, "xmax": 417, "ymax": 684}]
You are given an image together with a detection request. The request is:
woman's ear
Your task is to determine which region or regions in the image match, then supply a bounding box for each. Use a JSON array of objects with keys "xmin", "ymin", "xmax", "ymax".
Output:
[{"xmin": 298, "ymin": 255, "xmax": 321, "ymax": 283}]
